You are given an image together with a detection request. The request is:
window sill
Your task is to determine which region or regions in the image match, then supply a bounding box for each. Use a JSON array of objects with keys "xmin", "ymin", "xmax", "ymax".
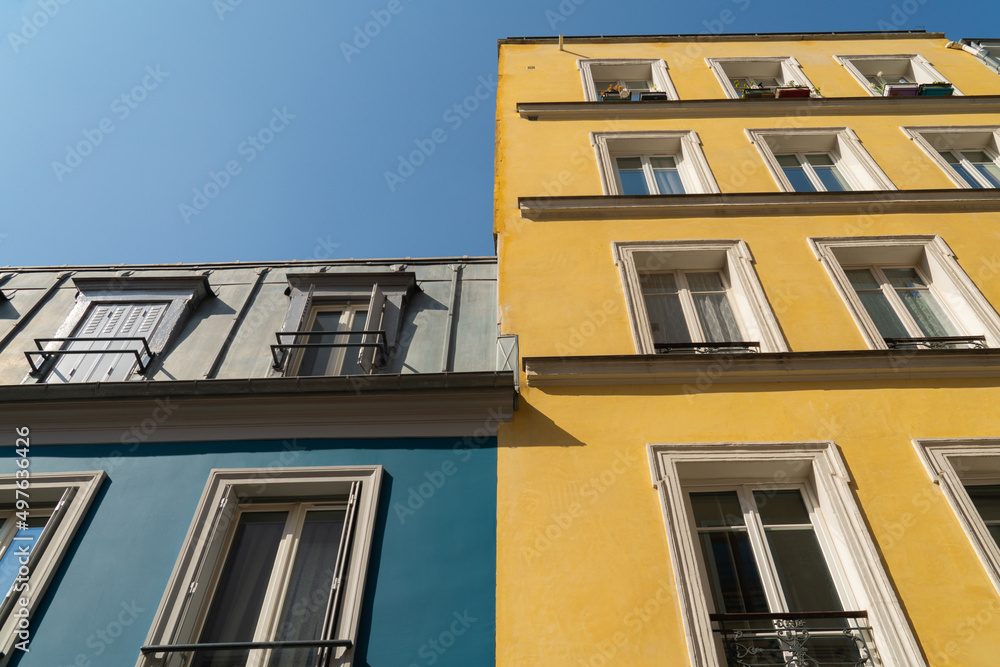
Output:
[
  {"xmin": 518, "ymin": 188, "xmax": 1000, "ymax": 220},
  {"xmin": 523, "ymin": 348, "xmax": 1000, "ymax": 387}
]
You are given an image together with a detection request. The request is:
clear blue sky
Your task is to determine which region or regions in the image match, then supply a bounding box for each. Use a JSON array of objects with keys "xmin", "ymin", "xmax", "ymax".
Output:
[{"xmin": 0, "ymin": 0, "xmax": 996, "ymax": 267}]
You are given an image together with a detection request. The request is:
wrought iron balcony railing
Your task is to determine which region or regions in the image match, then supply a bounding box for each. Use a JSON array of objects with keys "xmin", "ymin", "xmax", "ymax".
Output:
[
  {"xmin": 654, "ymin": 341, "xmax": 760, "ymax": 354},
  {"xmin": 884, "ymin": 335, "xmax": 985, "ymax": 350},
  {"xmin": 270, "ymin": 330, "xmax": 387, "ymax": 370},
  {"xmin": 711, "ymin": 611, "xmax": 876, "ymax": 667}
]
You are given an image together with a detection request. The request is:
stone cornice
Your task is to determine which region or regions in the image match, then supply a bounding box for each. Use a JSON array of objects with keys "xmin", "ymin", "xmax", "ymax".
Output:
[
  {"xmin": 2, "ymin": 372, "xmax": 516, "ymax": 445},
  {"xmin": 516, "ymin": 95, "xmax": 1000, "ymax": 120},
  {"xmin": 518, "ymin": 189, "xmax": 1000, "ymax": 220},
  {"xmin": 523, "ymin": 350, "xmax": 1000, "ymax": 387}
]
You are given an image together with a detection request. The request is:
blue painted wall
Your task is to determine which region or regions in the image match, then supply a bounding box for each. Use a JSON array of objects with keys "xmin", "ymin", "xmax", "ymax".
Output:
[{"xmin": 2, "ymin": 437, "xmax": 496, "ymax": 667}]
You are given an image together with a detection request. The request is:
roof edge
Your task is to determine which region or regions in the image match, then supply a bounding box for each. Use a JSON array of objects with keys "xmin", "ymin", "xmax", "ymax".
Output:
[{"xmin": 498, "ymin": 30, "xmax": 944, "ymax": 47}]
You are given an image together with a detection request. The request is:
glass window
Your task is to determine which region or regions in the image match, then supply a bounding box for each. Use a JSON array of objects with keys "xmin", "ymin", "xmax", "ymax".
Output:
[
  {"xmin": 614, "ymin": 155, "xmax": 685, "ymax": 195},
  {"xmin": 296, "ymin": 307, "xmax": 369, "ymax": 376},
  {"xmin": 640, "ymin": 270, "xmax": 742, "ymax": 347},
  {"xmin": 938, "ymin": 149, "xmax": 1000, "ymax": 189},
  {"xmin": 0, "ymin": 513, "xmax": 49, "ymax": 596},
  {"xmin": 775, "ymin": 153, "xmax": 851, "ymax": 192},
  {"xmin": 846, "ymin": 265, "xmax": 959, "ymax": 342},
  {"xmin": 965, "ymin": 484, "xmax": 1000, "ymax": 547}
]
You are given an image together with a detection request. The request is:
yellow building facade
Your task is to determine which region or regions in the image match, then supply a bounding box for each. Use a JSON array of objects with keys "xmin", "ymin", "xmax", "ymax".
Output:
[{"xmin": 495, "ymin": 31, "xmax": 1000, "ymax": 666}]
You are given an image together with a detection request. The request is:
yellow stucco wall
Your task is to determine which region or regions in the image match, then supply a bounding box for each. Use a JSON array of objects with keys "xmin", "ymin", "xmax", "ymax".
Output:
[{"xmin": 496, "ymin": 33, "xmax": 1000, "ymax": 667}]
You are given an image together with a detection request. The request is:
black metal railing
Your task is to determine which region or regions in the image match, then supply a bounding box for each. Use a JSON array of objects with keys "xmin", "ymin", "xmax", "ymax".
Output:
[
  {"xmin": 654, "ymin": 341, "xmax": 760, "ymax": 354},
  {"xmin": 25, "ymin": 337, "xmax": 154, "ymax": 376},
  {"xmin": 884, "ymin": 335, "xmax": 986, "ymax": 350},
  {"xmin": 711, "ymin": 611, "xmax": 875, "ymax": 667},
  {"xmin": 270, "ymin": 330, "xmax": 386, "ymax": 370},
  {"xmin": 140, "ymin": 639, "xmax": 353, "ymax": 654}
]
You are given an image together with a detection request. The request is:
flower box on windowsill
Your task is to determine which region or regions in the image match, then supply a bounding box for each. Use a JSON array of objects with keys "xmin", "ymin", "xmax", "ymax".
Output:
[
  {"xmin": 919, "ymin": 83, "xmax": 954, "ymax": 96},
  {"xmin": 600, "ymin": 91, "xmax": 631, "ymax": 102},
  {"xmin": 882, "ymin": 83, "xmax": 920, "ymax": 97},
  {"xmin": 740, "ymin": 87, "xmax": 776, "ymax": 99},
  {"xmin": 775, "ymin": 86, "xmax": 811, "ymax": 98},
  {"xmin": 638, "ymin": 91, "xmax": 668, "ymax": 101}
]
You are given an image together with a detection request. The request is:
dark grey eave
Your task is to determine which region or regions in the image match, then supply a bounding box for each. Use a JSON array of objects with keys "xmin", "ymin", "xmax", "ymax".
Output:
[
  {"xmin": 518, "ymin": 189, "xmax": 1000, "ymax": 220},
  {"xmin": 0, "ymin": 371, "xmax": 517, "ymax": 403},
  {"xmin": 0, "ymin": 256, "xmax": 497, "ymax": 273}
]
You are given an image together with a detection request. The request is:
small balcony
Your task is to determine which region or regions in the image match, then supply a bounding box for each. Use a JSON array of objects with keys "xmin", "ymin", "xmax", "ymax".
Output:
[
  {"xmin": 884, "ymin": 335, "xmax": 986, "ymax": 350},
  {"xmin": 654, "ymin": 341, "xmax": 760, "ymax": 355},
  {"xmin": 711, "ymin": 611, "xmax": 876, "ymax": 667}
]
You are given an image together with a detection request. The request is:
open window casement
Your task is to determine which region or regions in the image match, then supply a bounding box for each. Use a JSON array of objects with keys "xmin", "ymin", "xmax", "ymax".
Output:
[{"xmin": 277, "ymin": 272, "xmax": 416, "ymax": 376}]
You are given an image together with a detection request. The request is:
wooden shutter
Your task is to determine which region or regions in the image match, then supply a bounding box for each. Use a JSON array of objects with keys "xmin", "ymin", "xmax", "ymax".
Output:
[{"xmin": 357, "ymin": 285, "xmax": 385, "ymax": 373}]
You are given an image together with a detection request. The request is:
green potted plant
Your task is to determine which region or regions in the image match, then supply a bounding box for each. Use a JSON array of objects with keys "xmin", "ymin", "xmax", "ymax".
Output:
[{"xmin": 919, "ymin": 81, "xmax": 954, "ymax": 96}]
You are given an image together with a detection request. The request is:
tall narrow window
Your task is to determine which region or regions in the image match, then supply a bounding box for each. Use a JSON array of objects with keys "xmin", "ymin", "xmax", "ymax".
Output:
[
  {"xmin": 938, "ymin": 149, "xmax": 1000, "ymax": 189},
  {"xmin": 641, "ymin": 271, "xmax": 743, "ymax": 350},
  {"xmin": 0, "ymin": 511, "xmax": 50, "ymax": 596},
  {"xmin": 845, "ymin": 266, "xmax": 960, "ymax": 343},
  {"xmin": 192, "ymin": 503, "xmax": 350, "ymax": 667},
  {"xmin": 775, "ymin": 154, "xmax": 851, "ymax": 192}
]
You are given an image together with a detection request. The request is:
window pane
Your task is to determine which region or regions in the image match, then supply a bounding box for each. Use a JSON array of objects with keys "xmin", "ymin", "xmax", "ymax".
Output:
[
  {"xmin": 650, "ymin": 157, "xmax": 684, "ymax": 194},
  {"xmin": 964, "ymin": 151, "xmax": 1000, "ymax": 188},
  {"xmin": 764, "ymin": 527, "xmax": 844, "ymax": 613},
  {"xmin": 0, "ymin": 516, "xmax": 47, "ymax": 595},
  {"xmin": 940, "ymin": 150, "xmax": 987, "ymax": 188},
  {"xmin": 640, "ymin": 272, "xmax": 678, "ymax": 292},
  {"xmin": 594, "ymin": 80, "xmax": 615, "ymax": 96},
  {"xmin": 690, "ymin": 491, "xmax": 746, "ymax": 527},
  {"xmin": 685, "ymin": 272, "xmax": 725, "ymax": 293},
  {"xmin": 269, "ymin": 510, "xmax": 348, "ymax": 667},
  {"xmin": 883, "ymin": 269, "xmax": 959, "ymax": 337},
  {"xmin": 856, "ymin": 291, "xmax": 909, "ymax": 338},
  {"xmin": 643, "ymin": 293, "xmax": 690, "ymax": 344},
  {"xmin": 775, "ymin": 155, "xmax": 816, "ymax": 192},
  {"xmin": 844, "ymin": 268, "xmax": 880, "ymax": 290},
  {"xmin": 692, "ymin": 292, "xmax": 742, "ymax": 343},
  {"xmin": 195, "ymin": 512, "xmax": 288, "ymax": 667},
  {"xmin": 616, "ymin": 158, "xmax": 649, "ymax": 195},
  {"xmin": 624, "ymin": 80, "xmax": 650, "ymax": 91},
  {"xmin": 699, "ymin": 531, "xmax": 769, "ymax": 614},
  {"xmin": 805, "ymin": 154, "xmax": 835, "ymax": 167},
  {"xmin": 966, "ymin": 485, "xmax": 1000, "ymax": 523},
  {"xmin": 754, "ymin": 489, "xmax": 811, "ymax": 525},
  {"xmin": 298, "ymin": 311, "xmax": 345, "ymax": 377},
  {"xmin": 813, "ymin": 165, "xmax": 851, "ymax": 192}
]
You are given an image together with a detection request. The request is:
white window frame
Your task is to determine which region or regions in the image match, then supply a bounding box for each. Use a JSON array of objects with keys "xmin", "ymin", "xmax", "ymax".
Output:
[
  {"xmin": 641, "ymin": 269, "xmax": 741, "ymax": 344},
  {"xmin": 774, "ymin": 151, "xmax": 854, "ymax": 192},
  {"xmin": 809, "ymin": 235, "xmax": 1000, "ymax": 349},
  {"xmin": 647, "ymin": 441, "xmax": 927, "ymax": 667},
  {"xmin": 901, "ymin": 126, "xmax": 1000, "ymax": 189},
  {"xmin": 137, "ymin": 466, "xmax": 382, "ymax": 667},
  {"xmin": 0, "ymin": 471, "xmax": 105, "ymax": 665},
  {"xmin": 913, "ymin": 439, "xmax": 1000, "ymax": 596},
  {"xmin": 593, "ymin": 132, "xmax": 720, "ymax": 196},
  {"xmin": 705, "ymin": 56, "xmax": 818, "ymax": 99},
  {"xmin": 30, "ymin": 276, "xmax": 211, "ymax": 383},
  {"xmin": 578, "ymin": 58, "xmax": 679, "ymax": 102},
  {"xmin": 613, "ymin": 240, "xmax": 788, "ymax": 354},
  {"xmin": 747, "ymin": 127, "xmax": 896, "ymax": 192},
  {"xmin": 834, "ymin": 54, "xmax": 962, "ymax": 96}
]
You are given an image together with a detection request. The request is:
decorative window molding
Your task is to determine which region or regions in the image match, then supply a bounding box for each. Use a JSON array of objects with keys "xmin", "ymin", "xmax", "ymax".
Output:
[
  {"xmin": 273, "ymin": 272, "xmax": 417, "ymax": 376},
  {"xmin": 592, "ymin": 132, "xmax": 720, "ymax": 196},
  {"xmin": 705, "ymin": 56, "xmax": 818, "ymax": 99},
  {"xmin": 809, "ymin": 235, "xmax": 1000, "ymax": 349},
  {"xmin": 578, "ymin": 58, "xmax": 679, "ymax": 102},
  {"xmin": 0, "ymin": 471, "xmax": 105, "ymax": 664},
  {"xmin": 647, "ymin": 441, "xmax": 926, "ymax": 667},
  {"xmin": 747, "ymin": 127, "xmax": 896, "ymax": 192},
  {"xmin": 613, "ymin": 240, "xmax": 788, "ymax": 354},
  {"xmin": 834, "ymin": 54, "xmax": 963, "ymax": 96},
  {"xmin": 138, "ymin": 466, "xmax": 383, "ymax": 667},
  {"xmin": 29, "ymin": 275, "xmax": 212, "ymax": 383},
  {"xmin": 901, "ymin": 126, "xmax": 1000, "ymax": 189},
  {"xmin": 913, "ymin": 439, "xmax": 1000, "ymax": 596}
]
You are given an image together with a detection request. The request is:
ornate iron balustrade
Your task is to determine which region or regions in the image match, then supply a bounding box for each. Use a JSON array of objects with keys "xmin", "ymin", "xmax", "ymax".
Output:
[
  {"xmin": 884, "ymin": 335, "xmax": 985, "ymax": 350},
  {"xmin": 711, "ymin": 611, "xmax": 876, "ymax": 667},
  {"xmin": 654, "ymin": 341, "xmax": 760, "ymax": 354}
]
